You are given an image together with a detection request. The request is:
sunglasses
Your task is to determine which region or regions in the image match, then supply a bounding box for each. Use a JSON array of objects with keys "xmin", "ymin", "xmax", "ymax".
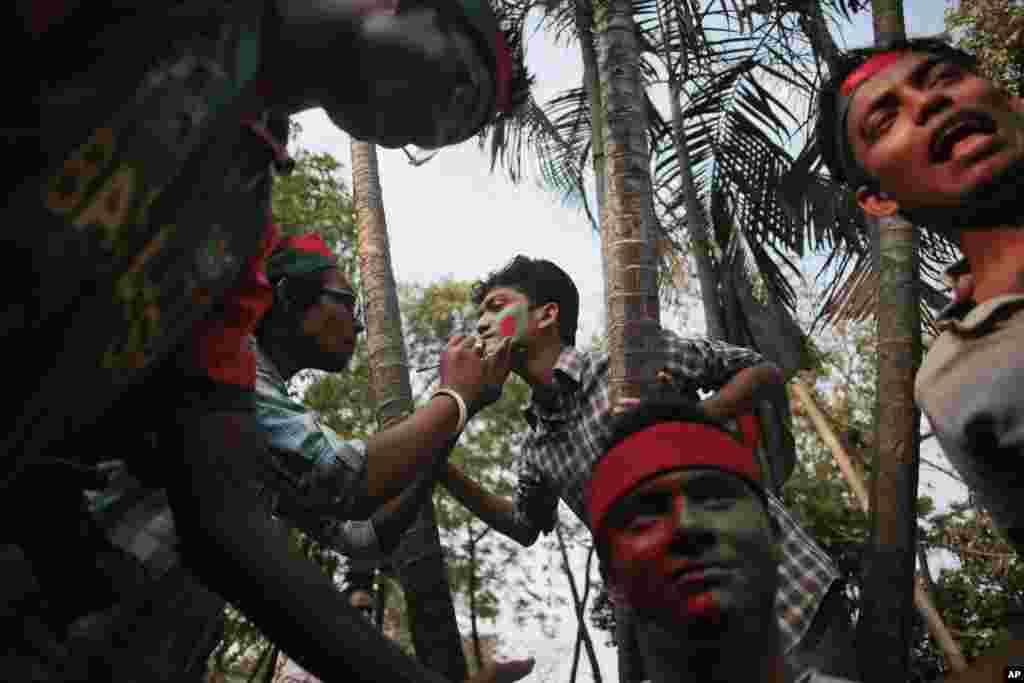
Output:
[{"xmin": 321, "ymin": 287, "xmax": 365, "ymax": 333}]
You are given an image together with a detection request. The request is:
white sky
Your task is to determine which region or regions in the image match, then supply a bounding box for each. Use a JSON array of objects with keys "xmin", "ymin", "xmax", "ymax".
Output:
[{"xmin": 287, "ymin": 3, "xmax": 966, "ymax": 682}]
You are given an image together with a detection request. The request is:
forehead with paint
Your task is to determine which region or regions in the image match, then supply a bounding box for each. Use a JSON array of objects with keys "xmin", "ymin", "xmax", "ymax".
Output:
[
  {"xmin": 836, "ymin": 46, "xmax": 1024, "ymax": 212},
  {"xmin": 836, "ymin": 51, "xmax": 938, "ymax": 186},
  {"xmin": 589, "ymin": 415, "xmax": 777, "ymax": 630}
]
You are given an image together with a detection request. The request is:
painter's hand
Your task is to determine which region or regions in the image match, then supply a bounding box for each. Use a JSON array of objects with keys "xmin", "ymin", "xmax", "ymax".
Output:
[
  {"xmin": 471, "ymin": 338, "xmax": 513, "ymax": 415},
  {"xmin": 439, "ymin": 335, "xmax": 488, "ymax": 406},
  {"xmin": 465, "ymin": 658, "xmax": 535, "ymax": 683}
]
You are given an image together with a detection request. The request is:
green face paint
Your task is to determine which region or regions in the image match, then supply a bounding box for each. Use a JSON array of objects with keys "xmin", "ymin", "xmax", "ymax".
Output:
[
  {"xmin": 493, "ymin": 301, "xmax": 529, "ymax": 350},
  {"xmin": 604, "ymin": 468, "xmax": 777, "ymax": 631}
]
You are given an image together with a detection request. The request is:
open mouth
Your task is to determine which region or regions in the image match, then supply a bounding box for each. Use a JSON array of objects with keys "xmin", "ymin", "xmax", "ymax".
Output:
[{"xmin": 930, "ymin": 111, "xmax": 997, "ymax": 164}]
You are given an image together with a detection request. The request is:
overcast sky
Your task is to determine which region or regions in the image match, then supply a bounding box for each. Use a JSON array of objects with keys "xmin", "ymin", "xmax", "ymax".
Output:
[{"xmin": 284, "ymin": 3, "xmax": 965, "ymax": 682}]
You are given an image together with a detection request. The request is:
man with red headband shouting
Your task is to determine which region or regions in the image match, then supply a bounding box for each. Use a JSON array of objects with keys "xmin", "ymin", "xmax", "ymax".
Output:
[
  {"xmin": 815, "ymin": 37, "xmax": 1024, "ymax": 554},
  {"xmin": 589, "ymin": 399, "xmax": 857, "ymax": 683}
]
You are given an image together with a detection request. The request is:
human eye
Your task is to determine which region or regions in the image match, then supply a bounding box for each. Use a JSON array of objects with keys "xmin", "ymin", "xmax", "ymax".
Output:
[
  {"xmin": 867, "ymin": 109, "xmax": 896, "ymax": 141},
  {"xmin": 689, "ymin": 478, "xmax": 741, "ymax": 509},
  {"xmin": 622, "ymin": 495, "xmax": 670, "ymax": 530},
  {"xmin": 931, "ymin": 64, "xmax": 962, "ymax": 87}
]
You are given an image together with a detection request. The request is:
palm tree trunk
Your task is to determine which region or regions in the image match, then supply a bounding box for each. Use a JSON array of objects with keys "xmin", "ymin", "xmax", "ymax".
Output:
[
  {"xmin": 791, "ymin": 379, "xmax": 967, "ymax": 673},
  {"xmin": 575, "ymin": 0, "xmax": 605, "ymax": 216},
  {"xmin": 598, "ymin": 8, "xmax": 660, "ymax": 681},
  {"xmin": 351, "ymin": 139, "xmax": 468, "ymax": 682},
  {"xmin": 599, "ymin": 0, "xmax": 662, "ymax": 410},
  {"xmin": 576, "ymin": 0, "xmax": 614, "ymax": 337},
  {"xmin": 857, "ymin": 4, "xmax": 922, "ymax": 681},
  {"xmin": 657, "ymin": 0, "xmax": 726, "ymax": 341}
]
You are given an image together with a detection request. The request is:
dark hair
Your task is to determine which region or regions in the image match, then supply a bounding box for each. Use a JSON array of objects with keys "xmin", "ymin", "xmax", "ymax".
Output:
[
  {"xmin": 816, "ymin": 37, "xmax": 979, "ymax": 188},
  {"xmin": 472, "ymin": 255, "xmax": 580, "ymax": 347},
  {"xmin": 605, "ymin": 398, "xmax": 731, "ymax": 452}
]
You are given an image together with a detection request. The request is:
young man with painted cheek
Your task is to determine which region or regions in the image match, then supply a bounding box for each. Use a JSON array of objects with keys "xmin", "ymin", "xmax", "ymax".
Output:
[
  {"xmin": 817, "ymin": 38, "xmax": 1024, "ymax": 552},
  {"xmin": 440, "ymin": 256, "xmax": 852, "ymax": 680},
  {"xmin": 591, "ymin": 400, "xmax": 857, "ymax": 683}
]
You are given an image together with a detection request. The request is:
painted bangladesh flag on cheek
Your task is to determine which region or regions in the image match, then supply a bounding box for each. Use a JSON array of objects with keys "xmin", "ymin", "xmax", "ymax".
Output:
[{"xmin": 494, "ymin": 302, "xmax": 528, "ymax": 347}]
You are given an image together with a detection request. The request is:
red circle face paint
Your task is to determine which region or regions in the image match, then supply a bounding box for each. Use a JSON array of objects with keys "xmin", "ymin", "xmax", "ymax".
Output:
[{"xmin": 493, "ymin": 302, "xmax": 529, "ymax": 347}]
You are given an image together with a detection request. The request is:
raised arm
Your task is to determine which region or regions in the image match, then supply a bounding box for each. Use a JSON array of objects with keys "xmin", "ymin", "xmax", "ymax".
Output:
[
  {"xmin": 699, "ymin": 362, "xmax": 784, "ymax": 422},
  {"xmin": 659, "ymin": 331, "xmax": 783, "ymax": 421},
  {"xmin": 441, "ymin": 463, "xmax": 538, "ymax": 547},
  {"xmin": 360, "ymin": 336, "xmax": 513, "ymax": 512}
]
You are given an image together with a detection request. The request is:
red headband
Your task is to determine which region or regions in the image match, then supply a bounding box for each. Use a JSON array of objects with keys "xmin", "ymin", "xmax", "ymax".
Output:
[
  {"xmin": 840, "ymin": 51, "xmax": 903, "ymax": 97},
  {"xmin": 587, "ymin": 422, "xmax": 761, "ymax": 535},
  {"xmin": 493, "ymin": 30, "xmax": 513, "ymax": 114},
  {"xmin": 276, "ymin": 232, "xmax": 333, "ymax": 259}
]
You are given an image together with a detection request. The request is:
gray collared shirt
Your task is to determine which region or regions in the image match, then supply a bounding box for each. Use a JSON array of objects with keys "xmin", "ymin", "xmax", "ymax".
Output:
[{"xmin": 916, "ymin": 293, "xmax": 1024, "ymax": 543}]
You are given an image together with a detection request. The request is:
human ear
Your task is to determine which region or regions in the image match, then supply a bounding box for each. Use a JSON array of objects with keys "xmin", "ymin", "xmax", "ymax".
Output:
[
  {"xmin": 856, "ymin": 186, "xmax": 901, "ymax": 219},
  {"xmin": 537, "ymin": 302, "xmax": 560, "ymax": 331}
]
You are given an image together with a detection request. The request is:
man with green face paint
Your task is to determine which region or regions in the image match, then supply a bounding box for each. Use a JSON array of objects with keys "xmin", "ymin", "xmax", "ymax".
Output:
[{"xmin": 591, "ymin": 399, "xmax": 858, "ymax": 683}]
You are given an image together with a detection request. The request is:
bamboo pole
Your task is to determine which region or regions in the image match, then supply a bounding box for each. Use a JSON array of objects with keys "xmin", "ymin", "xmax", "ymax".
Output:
[{"xmin": 790, "ymin": 379, "xmax": 968, "ymax": 674}]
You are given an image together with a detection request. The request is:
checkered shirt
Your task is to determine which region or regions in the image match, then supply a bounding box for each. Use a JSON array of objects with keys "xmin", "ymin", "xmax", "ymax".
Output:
[{"xmin": 509, "ymin": 328, "xmax": 839, "ymax": 653}]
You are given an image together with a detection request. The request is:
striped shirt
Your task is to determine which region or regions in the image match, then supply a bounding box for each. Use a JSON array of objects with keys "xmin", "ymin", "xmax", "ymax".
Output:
[{"xmin": 86, "ymin": 338, "xmax": 382, "ymax": 578}]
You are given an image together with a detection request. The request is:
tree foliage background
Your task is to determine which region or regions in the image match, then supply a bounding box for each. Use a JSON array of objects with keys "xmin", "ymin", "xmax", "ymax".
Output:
[{"xmin": 209, "ymin": 5, "xmax": 1024, "ymax": 679}]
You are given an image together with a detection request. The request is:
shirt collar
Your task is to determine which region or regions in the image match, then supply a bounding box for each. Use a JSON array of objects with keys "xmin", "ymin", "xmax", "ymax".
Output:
[
  {"xmin": 523, "ymin": 346, "xmax": 583, "ymax": 429},
  {"xmin": 936, "ymin": 293, "xmax": 1024, "ymax": 334}
]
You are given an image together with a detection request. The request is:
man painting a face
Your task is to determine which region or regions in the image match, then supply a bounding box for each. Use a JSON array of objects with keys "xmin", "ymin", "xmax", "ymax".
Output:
[
  {"xmin": 590, "ymin": 400, "xmax": 856, "ymax": 683},
  {"xmin": 816, "ymin": 38, "xmax": 1024, "ymax": 554}
]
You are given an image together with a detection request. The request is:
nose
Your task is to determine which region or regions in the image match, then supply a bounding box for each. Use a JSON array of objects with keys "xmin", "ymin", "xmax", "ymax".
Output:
[
  {"xmin": 669, "ymin": 495, "xmax": 714, "ymax": 555},
  {"xmin": 908, "ymin": 87, "xmax": 953, "ymax": 127}
]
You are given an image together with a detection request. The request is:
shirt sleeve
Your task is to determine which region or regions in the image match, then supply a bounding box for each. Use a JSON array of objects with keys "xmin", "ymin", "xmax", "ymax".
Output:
[
  {"xmin": 252, "ymin": 390, "xmax": 369, "ymax": 519},
  {"xmin": 659, "ymin": 329, "xmax": 765, "ymax": 393},
  {"xmin": 509, "ymin": 447, "xmax": 560, "ymax": 545}
]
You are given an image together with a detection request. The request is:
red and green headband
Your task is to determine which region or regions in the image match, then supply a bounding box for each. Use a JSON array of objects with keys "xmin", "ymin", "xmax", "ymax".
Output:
[
  {"xmin": 587, "ymin": 422, "xmax": 762, "ymax": 536},
  {"xmin": 452, "ymin": 0, "xmax": 514, "ymax": 113},
  {"xmin": 266, "ymin": 232, "xmax": 336, "ymax": 281},
  {"xmin": 835, "ymin": 51, "xmax": 905, "ymax": 187}
]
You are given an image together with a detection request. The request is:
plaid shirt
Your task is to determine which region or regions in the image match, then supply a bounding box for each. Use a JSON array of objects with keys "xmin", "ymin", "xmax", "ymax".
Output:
[{"xmin": 510, "ymin": 329, "xmax": 838, "ymax": 653}]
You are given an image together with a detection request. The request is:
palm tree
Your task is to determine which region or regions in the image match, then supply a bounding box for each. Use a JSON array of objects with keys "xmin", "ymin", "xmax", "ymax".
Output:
[
  {"xmin": 599, "ymin": 0, "xmax": 662, "ymax": 410},
  {"xmin": 854, "ymin": 3, "xmax": 920, "ymax": 681},
  {"xmin": 350, "ymin": 139, "xmax": 467, "ymax": 681}
]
